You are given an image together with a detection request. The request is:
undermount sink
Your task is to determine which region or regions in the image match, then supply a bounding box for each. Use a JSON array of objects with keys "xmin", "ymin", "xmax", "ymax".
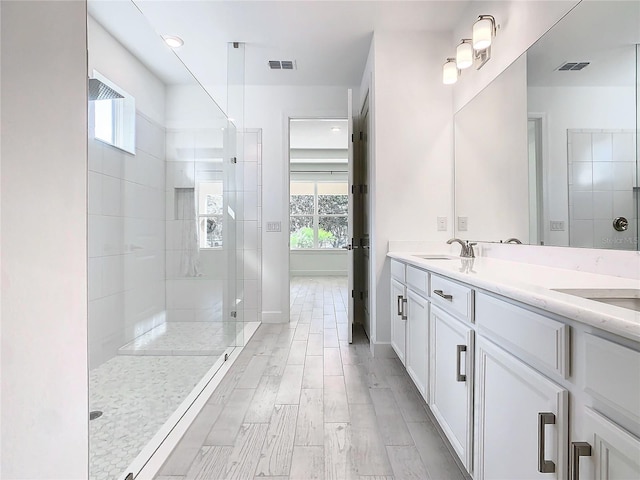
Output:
[
  {"xmin": 552, "ymin": 288, "xmax": 640, "ymax": 313},
  {"xmin": 413, "ymin": 255, "xmax": 454, "ymax": 260}
]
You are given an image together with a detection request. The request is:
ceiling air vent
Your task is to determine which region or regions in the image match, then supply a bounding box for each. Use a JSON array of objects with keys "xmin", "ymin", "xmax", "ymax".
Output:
[
  {"xmin": 557, "ymin": 61, "xmax": 590, "ymax": 71},
  {"xmin": 268, "ymin": 60, "xmax": 296, "ymax": 70}
]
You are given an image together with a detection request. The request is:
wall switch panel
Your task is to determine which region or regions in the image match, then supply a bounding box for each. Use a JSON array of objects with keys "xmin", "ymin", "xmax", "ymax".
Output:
[
  {"xmin": 266, "ymin": 221, "xmax": 281, "ymax": 232},
  {"xmin": 437, "ymin": 217, "xmax": 447, "ymax": 232},
  {"xmin": 550, "ymin": 220, "xmax": 565, "ymax": 231},
  {"xmin": 457, "ymin": 216, "xmax": 468, "ymax": 231}
]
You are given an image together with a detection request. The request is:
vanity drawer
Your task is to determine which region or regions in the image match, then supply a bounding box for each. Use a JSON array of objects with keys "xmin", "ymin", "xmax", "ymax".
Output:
[
  {"xmin": 584, "ymin": 334, "xmax": 640, "ymax": 423},
  {"xmin": 476, "ymin": 292, "xmax": 569, "ymax": 378},
  {"xmin": 391, "ymin": 259, "xmax": 406, "ymax": 283},
  {"xmin": 406, "ymin": 265, "xmax": 429, "ymax": 298},
  {"xmin": 430, "ymin": 274, "xmax": 473, "ymax": 323}
]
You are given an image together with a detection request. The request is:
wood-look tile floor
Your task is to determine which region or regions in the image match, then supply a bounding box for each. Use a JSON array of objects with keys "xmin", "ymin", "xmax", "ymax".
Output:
[{"xmin": 155, "ymin": 277, "xmax": 467, "ymax": 480}]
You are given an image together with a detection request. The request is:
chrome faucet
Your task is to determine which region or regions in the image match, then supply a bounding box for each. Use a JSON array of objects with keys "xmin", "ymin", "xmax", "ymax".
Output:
[
  {"xmin": 504, "ymin": 238, "xmax": 522, "ymax": 244},
  {"xmin": 447, "ymin": 238, "xmax": 476, "ymax": 258}
]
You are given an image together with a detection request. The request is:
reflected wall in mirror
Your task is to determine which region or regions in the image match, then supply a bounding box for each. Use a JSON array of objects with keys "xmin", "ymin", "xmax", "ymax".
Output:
[{"xmin": 454, "ymin": 0, "xmax": 639, "ymax": 250}]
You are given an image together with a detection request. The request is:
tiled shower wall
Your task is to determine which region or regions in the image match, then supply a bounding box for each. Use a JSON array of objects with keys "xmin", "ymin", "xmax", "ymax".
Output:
[
  {"xmin": 88, "ymin": 113, "xmax": 167, "ymax": 369},
  {"xmin": 568, "ymin": 129, "xmax": 638, "ymax": 250}
]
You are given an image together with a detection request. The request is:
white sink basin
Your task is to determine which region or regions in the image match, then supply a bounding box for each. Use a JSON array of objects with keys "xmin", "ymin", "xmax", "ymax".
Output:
[
  {"xmin": 413, "ymin": 255, "xmax": 454, "ymax": 260},
  {"xmin": 552, "ymin": 288, "xmax": 640, "ymax": 313}
]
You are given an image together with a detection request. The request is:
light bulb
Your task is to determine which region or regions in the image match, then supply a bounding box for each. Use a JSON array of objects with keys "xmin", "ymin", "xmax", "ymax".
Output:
[
  {"xmin": 442, "ymin": 59, "xmax": 458, "ymax": 85},
  {"xmin": 456, "ymin": 40, "xmax": 474, "ymax": 70},
  {"xmin": 473, "ymin": 16, "xmax": 494, "ymax": 50}
]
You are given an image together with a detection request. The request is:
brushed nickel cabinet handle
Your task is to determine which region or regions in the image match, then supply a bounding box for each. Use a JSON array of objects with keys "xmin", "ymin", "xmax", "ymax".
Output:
[
  {"xmin": 401, "ymin": 298, "xmax": 407, "ymax": 320},
  {"xmin": 456, "ymin": 344, "xmax": 466, "ymax": 381},
  {"xmin": 571, "ymin": 442, "xmax": 592, "ymax": 480},
  {"xmin": 538, "ymin": 412, "xmax": 556, "ymax": 473},
  {"xmin": 434, "ymin": 289, "xmax": 453, "ymax": 300},
  {"xmin": 397, "ymin": 295, "xmax": 403, "ymax": 316}
]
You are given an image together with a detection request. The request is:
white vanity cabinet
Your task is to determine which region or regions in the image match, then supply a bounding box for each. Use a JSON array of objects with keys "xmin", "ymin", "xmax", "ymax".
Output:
[
  {"xmin": 406, "ymin": 288, "xmax": 429, "ymax": 400},
  {"xmin": 390, "ymin": 260, "xmax": 407, "ymax": 365},
  {"xmin": 429, "ymin": 304, "xmax": 474, "ymax": 471},
  {"xmin": 475, "ymin": 337, "xmax": 568, "ymax": 480},
  {"xmin": 390, "ymin": 277, "xmax": 407, "ymax": 365}
]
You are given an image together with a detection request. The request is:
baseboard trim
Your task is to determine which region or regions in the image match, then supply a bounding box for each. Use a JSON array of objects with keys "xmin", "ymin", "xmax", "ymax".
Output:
[
  {"xmin": 261, "ymin": 311, "xmax": 285, "ymax": 323},
  {"xmin": 372, "ymin": 341, "xmax": 397, "ymax": 358},
  {"xmin": 290, "ymin": 270, "xmax": 347, "ymax": 276}
]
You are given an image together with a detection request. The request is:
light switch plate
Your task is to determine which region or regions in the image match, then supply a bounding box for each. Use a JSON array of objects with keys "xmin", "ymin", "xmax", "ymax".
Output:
[
  {"xmin": 266, "ymin": 221, "xmax": 281, "ymax": 232},
  {"xmin": 457, "ymin": 217, "xmax": 468, "ymax": 231},
  {"xmin": 437, "ymin": 217, "xmax": 447, "ymax": 231}
]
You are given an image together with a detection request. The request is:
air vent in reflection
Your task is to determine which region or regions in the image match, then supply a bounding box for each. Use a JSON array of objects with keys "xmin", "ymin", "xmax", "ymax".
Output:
[
  {"xmin": 268, "ymin": 60, "xmax": 296, "ymax": 70},
  {"xmin": 557, "ymin": 62, "xmax": 590, "ymax": 71}
]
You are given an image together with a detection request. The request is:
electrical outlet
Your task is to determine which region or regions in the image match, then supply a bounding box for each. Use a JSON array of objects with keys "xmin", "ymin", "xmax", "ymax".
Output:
[
  {"xmin": 266, "ymin": 221, "xmax": 281, "ymax": 232},
  {"xmin": 437, "ymin": 217, "xmax": 447, "ymax": 232},
  {"xmin": 457, "ymin": 216, "xmax": 468, "ymax": 231},
  {"xmin": 550, "ymin": 220, "xmax": 565, "ymax": 231}
]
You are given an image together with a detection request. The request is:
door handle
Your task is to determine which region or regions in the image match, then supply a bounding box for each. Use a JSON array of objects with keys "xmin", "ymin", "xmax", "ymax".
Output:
[
  {"xmin": 397, "ymin": 295, "xmax": 403, "ymax": 316},
  {"xmin": 401, "ymin": 298, "xmax": 407, "ymax": 320},
  {"xmin": 456, "ymin": 344, "xmax": 466, "ymax": 381},
  {"xmin": 434, "ymin": 289, "xmax": 453, "ymax": 300},
  {"xmin": 571, "ymin": 442, "xmax": 591, "ymax": 480},
  {"xmin": 538, "ymin": 412, "xmax": 556, "ymax": 473}
]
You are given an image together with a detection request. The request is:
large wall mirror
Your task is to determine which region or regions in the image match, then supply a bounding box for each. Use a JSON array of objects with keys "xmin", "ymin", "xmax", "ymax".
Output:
[{"xmin": 454, "ymin": 0, "xmax": 639, "ymax": 250}]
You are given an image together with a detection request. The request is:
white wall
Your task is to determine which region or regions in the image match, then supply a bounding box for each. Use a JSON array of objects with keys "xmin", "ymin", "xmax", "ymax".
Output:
[
  {"xmin": 88, "ymin": 16, "xmax": 165, "ymax": 125},
  {"xmin": 290, "ymin": 251, "xmax": 347, "ymax": 276},
  {"xmin": 455, "ymin": 54, "xmax": 529, "ymax": 242},
  {"xmin": 451, "ymin": 0, "xmax": 579, "ymax": 113},
  {"xmin": 244, "ymin": 85, "xmax": 351, "ymax": 322},
  {"xmin": 528, "ymin": 85, "xmax": 636, "ymax": 246},
  {"xmin": 1, "ymin": 1, "xmax": 88, "ymax": 477},
  {"xmin": 88, "ymin": 16, "xmax": 167, "ymax": 369},
  {"xmin": 370, "ymin": 30, "xmax": 455, "ymax": 350}
]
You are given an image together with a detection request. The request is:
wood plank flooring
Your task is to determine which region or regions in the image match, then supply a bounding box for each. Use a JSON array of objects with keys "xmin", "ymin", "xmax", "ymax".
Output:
[{"xmin": 156, "ymin": 277, "xmax": 467, "ymax": 480}]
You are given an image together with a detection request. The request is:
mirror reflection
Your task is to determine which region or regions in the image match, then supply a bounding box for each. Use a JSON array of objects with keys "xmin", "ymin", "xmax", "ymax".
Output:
[{"xmin": 454, "ymin": 0, "xmax": 639, "ymax": 250}]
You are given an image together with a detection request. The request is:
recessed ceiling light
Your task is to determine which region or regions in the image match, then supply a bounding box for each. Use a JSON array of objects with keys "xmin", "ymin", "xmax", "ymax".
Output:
[
  {"xmin": 163, "ymin": 35, "xmax": 184, "ymax": 48},
  {"xmin": 331, "ymin": 127, "xmax": 341, "ymax": 132}
]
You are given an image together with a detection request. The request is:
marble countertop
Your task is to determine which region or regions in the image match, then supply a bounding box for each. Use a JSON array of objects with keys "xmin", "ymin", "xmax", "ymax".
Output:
[{"xmin": 387, "ymin": 251, "xmax": 640, "ymax": 343}]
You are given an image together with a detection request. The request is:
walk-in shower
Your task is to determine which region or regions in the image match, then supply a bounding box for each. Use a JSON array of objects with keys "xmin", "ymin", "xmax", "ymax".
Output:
[{"xmin": 87, "ymin": 2, "xmax": 261, "ymax": 478}]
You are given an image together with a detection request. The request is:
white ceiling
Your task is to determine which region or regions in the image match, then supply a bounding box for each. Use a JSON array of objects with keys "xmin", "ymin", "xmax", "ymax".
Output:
[
  {"xmin": 89, "ymin": 0, "xmax": 472, "ymax": 88},
  {"xmin": 527, "ymin": 0, "xmax": 640, "ymax": 87}
]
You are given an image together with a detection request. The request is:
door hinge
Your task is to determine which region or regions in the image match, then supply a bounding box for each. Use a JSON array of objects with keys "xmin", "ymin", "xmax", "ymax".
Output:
[
  {"xmin": 351, "ymin": 184, "xmax": 356, "ymax": 194},
  {"xmin": 230, "ymin": 157, "xmax": 237, "ymax": 164},
  {"xmin": 224, "ymin": 353, "xmax": 229, "ymax": 361},
  {"xmin": 351, "ymin": 133, "xmax": 354, "ymax": 143},
  {"xmin": 351, "ymin": 289, "xmax": 355, "ymax": 298},
  {"xmin": 230, "ymin": 311, "xmax": 237, "ymax": 318}
]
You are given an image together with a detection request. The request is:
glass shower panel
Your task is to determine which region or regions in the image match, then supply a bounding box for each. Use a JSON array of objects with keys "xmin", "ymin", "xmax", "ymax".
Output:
[{"xmin": 87, "ymin": 2, "xmax": 241, "ymax": 479}]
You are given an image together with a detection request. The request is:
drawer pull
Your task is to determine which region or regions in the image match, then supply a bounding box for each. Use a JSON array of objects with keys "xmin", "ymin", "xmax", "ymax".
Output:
[
  {"xmin": 397, "ymin": 295, "xmax": 403, "ymax": 316},
  {"xmin": 538, "ymin": 412, "xmax": 556, "ymax": 473},
  {"xmin": 456, "ymin": 344, "xmax": 466, "ymax": 381},
  {"xmin": 434, "ymin": 289, "xmax": 453, "ymax": 300},
  {"xmin": 401, "ymin": 298, "xmax": 407, "ymax": 320},
  {"xmin": 571, "ymin": 442, "xmax": 591, "ymax": 480}
]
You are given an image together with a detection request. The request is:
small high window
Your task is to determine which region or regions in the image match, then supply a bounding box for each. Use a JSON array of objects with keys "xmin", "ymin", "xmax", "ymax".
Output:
[{"xmin": 89, "ymin": 71, "xmax": 135, "ymax": 154}]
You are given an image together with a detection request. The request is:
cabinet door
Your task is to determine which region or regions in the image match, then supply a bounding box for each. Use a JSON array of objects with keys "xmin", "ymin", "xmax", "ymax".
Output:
[
  {"xmin": 571, "ymin": 407, "xmax": 640, "ymax": 480},
  {"xmin": 430, "ymin": 304, "xmax": 474, "ymax": 471},
  {"xmin": 406, "ymin": 289, "xmax": 429, "ymax": 401},
  {"xmin": 475, "ymin": 337, "xmax": 568, "ymax": 480},
  {"xmin": 390, "ymin": 278, "xmax": 407, "ymax": 365}
]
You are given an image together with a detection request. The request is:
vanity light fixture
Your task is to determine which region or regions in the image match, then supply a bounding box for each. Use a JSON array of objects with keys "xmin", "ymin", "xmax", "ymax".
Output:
[
  {"xmin": 163, "ymin": 35, "xmax": 184, "ymax": 49},
  {"xmin": 442, "ymin": 58, "xmax": 459, "ymax": 85},
  {"xmin": 472, "ymin": 15, "xmax": 497, "ymax": 51},
  {"xmin": 456, "ymin": 39, "xmax": 474, "ymax": 70}
]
